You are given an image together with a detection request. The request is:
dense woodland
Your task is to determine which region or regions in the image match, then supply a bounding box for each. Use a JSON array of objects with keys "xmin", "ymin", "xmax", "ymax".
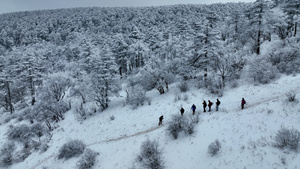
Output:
[
  {"xmin": 0, "ymin": 0, "xmax": 299, "ymax": 167},
  {"xmin": 0, "ymin": 0, "xmax": 299, "ymax": 114}
]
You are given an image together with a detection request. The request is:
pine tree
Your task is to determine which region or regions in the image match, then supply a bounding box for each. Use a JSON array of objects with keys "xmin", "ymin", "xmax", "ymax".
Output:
[
  {"xmin": 245, "ymin": 0, "xmax": 271, "ymax": 55},
  {"xmin": 112, "ymin": 34, "xmax": 129, "ymax": 77},
  {"xmin": 15, "ymin": 46, "xmax": 44, "ymax": 105},
  {"xmin": 282, "ymin": 0, "xmax": 300, "ymax": 36},
  {"xmin": 128, "ymin": 41, "xmax": 148, "ymax": 71},
  {"xmin": 0, "ymin": 55, "xmax": 15, "ymax": 114},
  {"xmin": 191, "ymin": 14, "xmax": 221, "ymax": 79},
  {"xmin": 90, "ymin": 44, "xmax": 119, "ymax": 111}
]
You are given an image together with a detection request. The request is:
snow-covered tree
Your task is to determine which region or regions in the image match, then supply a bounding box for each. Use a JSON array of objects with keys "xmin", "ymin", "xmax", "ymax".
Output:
[
  {"xmin": 112, "ymin": 34, "xmax": 129, "ymax": 77},
  {"xmin": 89, "ymin": 44, "xmax": 119, "ymax": 111},
  {"xmin": 14, "ymin": 46, "xmax": 45, "ymax": 105},
  {"xmin": 282, "ymin": 0, "xmax": 300, "ymax": 37},
  {"xmin": 0, "ymin": 54, "xmax": 17, "ymax": 114},
  {"xmin": 245, "ymin": 0, "xmax": 271, "ymax": 55}
]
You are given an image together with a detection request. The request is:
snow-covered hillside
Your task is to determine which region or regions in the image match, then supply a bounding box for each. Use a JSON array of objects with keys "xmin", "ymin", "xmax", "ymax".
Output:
[{"xmin": 1, "ymin": 74, "xmax": 299, "ymax": 169}]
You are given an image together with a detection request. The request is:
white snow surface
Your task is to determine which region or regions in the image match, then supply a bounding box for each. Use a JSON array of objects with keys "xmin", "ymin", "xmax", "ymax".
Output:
[{"xmin": 2, "ymin": 74, "xmax": 300, "ymax": 169}]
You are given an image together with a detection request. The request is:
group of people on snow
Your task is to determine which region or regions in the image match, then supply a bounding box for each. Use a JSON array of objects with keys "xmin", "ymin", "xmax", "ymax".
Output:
[
  {"xmin": 179, "ymin": 98, "xmax": 221, "ymax": 118},
  {"xmin": 159, "ymin": 98, "xmax": 246, "ymax": 126},
  {"xmin": 202, "ymin": 99, "xmax": 221, "ymax": 112}
]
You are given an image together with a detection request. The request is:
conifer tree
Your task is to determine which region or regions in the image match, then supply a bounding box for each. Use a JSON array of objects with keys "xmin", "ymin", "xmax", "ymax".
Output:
[
  {"xmin": 282, "ymin": 0, "xmax": 300, "ymax": 36},
  {"xmin": 90, "ymin": 44, "xmax": 119, "ymax": 111},
  {"xmin": 245, "ymin": 0, "xmax": 271, "ymax": 55}
]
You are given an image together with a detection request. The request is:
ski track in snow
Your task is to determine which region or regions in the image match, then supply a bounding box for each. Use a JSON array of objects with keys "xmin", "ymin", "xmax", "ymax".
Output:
[{"xmin": 29, "ymin": 78, "xmax": 300, "ymax": 169}]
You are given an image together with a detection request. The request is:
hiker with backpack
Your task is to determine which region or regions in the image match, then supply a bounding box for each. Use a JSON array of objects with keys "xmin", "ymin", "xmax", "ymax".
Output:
[
  {"xmin": 216, "ymin": 99, "xmax": 221, "ymax": 111},
  {"xmin": 208, "ymin": 100, "xmax": 213, "ymax": 112},
  {"xmin": 191, "ymin": 104, "xmax": 196, "ymax": 115},
  {"xmin": 241, "ymin": 98, "xmax": 246, "ymax": 109},
  {"xmin": 180, "ymin": 107, "xmax": 185, "ymax": 116},
  {"xmin": 158, "ymin": 115, "xmax": 164, "ymax": 126},
  {"xmin": 202, "ymin": 100, "xmax": 207, "ymax": 112}
]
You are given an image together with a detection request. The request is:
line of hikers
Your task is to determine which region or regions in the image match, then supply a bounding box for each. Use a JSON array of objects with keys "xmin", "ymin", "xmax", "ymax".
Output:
[
  {"xmin": 188, "ymin": 99, "xmax": 221, "ymax": 115},
  {"xmin": 159, "ymin": 98, "xmax": 246, "ymax": 126}
]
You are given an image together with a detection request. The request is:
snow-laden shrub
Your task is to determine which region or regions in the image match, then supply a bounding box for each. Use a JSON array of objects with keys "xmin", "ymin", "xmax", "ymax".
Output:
[
  {"xmin": 58, "ymin": 140, "xmax": 86, "ymax": 160},
  {"xmin": 76, "ymin": 149, "xmax": 98, "ymax": 169},
  {"xmin": 174, "ymin": 93, "xmax": 189, "ymax": 102},
  {"xmin": 130, "ymin": 69, "xmax": 173, "ymax": 94},
  {"xmin": 167, "ymin": 119, "xmax": 181, "ymax": 139},
  {"xmin": 280, "ymin": 155, "xmax": 286, "ymax": 165},
  {"xmin": 22, "ymin": 107, "xmax": 36, "ymax": 123},
  {"xmin": 274, "ymin": 126, "xmax": 300, "ymax": 151},
  {"xmin": 137, "ymin": 71, "xmax": 157, "ymax": 91},
  {"xmin": 34, "ymin": 100, "xmax": 70, "ymax": 122},
  {"xmin": 0, "ymin": 142, "xmax": 16, "ymax": 167},
  {"xmin": 6, "ymin": 124, "xmax": 33, "ymax": 143},
  {"xmin": 178, "ymin": 82, "xmax": 189, "ymax": 92},
  {"xmin": 14, "ymin": 148, "xmax": 31, "ymax": 163},
  {"xmin": 285, "ymin": 91, "xmax": 297, "ymax": 102},
  {"xmin": 197, "ymin": 76, "xmax": 223, "ymax": 96},
  {"xmin": 246, "ymin": 58, "xmax": 279, "ymax": 84},
  {"xmin": 40, "ymin": 73, "xmax": 73, "ymax": 102},
  {"xmin": 39, "ymin": 142, "xmax": 49, "ymax": 153},
  {"xmin": 167, "ymin": 114, "xmax": 197, "ymax": 139},
  {"xmin": 268, "ymin": 43, "xmax": 300, "ymax": 75},
  {"xmin": 136, "ymin": 139, "xmax": 165, "ymax": 169},
  {"xmin": 208, "ymin": 139, "xmax": 221, "ymax": 157},
  {"xmin": 3, "ymin": 114, "xmax": 17, "ymax": 124},
  {"xmin": 75, "ymin": 103, "xmax": 87, "ymax": 121},
  {"xmin": 126, "ymin": 84, "xmax": 146, "ymax": 109},
  {"xmin": 34, "ymin": 73, "xmax": 72, "ymax": 122},
  {"xmin": 156, "ymin": 79, "xmax": 167, "ymax": 94},
  {"xmin": 7, "ymin": 123, "xmax": 46, "ymax": 143},
  {"xmin": 31, "ymin": 123, "xmax": 46, "ymax": 140},
  {"xmin": 109, "ymin": 115, "xmax": 115, "ymax": 121}
]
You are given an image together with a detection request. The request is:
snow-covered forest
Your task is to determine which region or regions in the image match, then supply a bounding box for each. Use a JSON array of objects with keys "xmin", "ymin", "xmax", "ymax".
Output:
[{"xmin": 0, "ymin": 0, "xmax": 300, "ymax": 168}]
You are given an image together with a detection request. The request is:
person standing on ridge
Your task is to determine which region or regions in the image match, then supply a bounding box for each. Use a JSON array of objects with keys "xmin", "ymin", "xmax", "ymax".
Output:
[
  {"xmin": 180, "ymin": 107, "xmax": 185, "ymax": 116},
  {"xmin": 241, "ymin": 98, "xmax": 246, "ymax": 109},
  {"xmin": 202, "ymin": 100, "xmax": 207, "ymax": 112},
  {"xmin": 208, "ymin": 100, "xmax": 213, "ymax": 112},
  {"xmin": 191, "ymin": 104, "xmax": 196, "ymax": 115},
  {"xmin": 216, "ymin": 99, "xmax": 221, "ymax": 111}
]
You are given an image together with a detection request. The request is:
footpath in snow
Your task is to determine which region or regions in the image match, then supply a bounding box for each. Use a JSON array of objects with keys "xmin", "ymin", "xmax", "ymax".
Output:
[{"xmin": 8, "ymin": 74, "xmax": 300, "ymax": 169}]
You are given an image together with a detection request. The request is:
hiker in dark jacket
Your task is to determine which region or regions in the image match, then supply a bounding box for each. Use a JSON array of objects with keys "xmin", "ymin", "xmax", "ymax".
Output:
[
  {"xmin": 158, "ymin": 115, "xmax": 164, "ymax": 126},
  {"xmin": 241, "ymin": 98, "xmax": 246, "ymax": 109},
  {"xmin": 208, "ymin": 100, "xmax": 213, "ymax": 112},
  {"xmin": 180, "ymin": 107, "xmax": 185, "ymax": 116},
  {"xmin": 191, "ymin": 104, "xmax": 196, "ymax": 115},
  {"xmin": 216, "ymin": 99, "xmax": 221, "ymax": 111},
  {"xmin": 202, "ymin": 100, "xmax": 207, "ymax": 112}
]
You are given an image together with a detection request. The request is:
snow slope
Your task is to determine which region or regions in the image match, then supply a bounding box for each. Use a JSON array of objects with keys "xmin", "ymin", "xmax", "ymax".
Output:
[{"xmin": 2, "ymin": 74, "xmax": 300, "ymax": 169}]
